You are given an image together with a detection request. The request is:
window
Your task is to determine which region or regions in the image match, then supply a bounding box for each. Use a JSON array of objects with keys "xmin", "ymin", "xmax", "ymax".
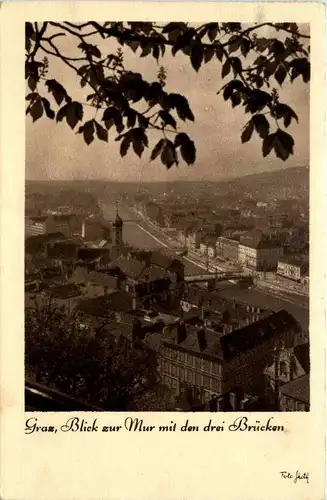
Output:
[
  {"xmin": 195, "ymin": 372, "xmax": 201, "ymax": 386},
  {"xmin": 171, "ymin": 364, "xmax": 177, "ymax": 377},
  {"xmin": 212, "ymin": 363, "xmax": 221, "ymax": 376},
  {"xmin": 279, "ymin": 361, "xmax": 288, "ymax": 377},
  {"xmin": 203, "ymin": 359, "xmax": 210, "ymax": 372},
  {"xmin": 187, "ymin": 370, "xmax": 193, "ymax": 384},
  {"xmin": 180, "ymin": 367, "xmax": 185, "ymax": 382},
  {"xmin": 203, "ymin": 376, "xmax": 211, "ymax": 390},
  {"xmin": 212, "ymin": 378, "xmax": 221, "ymax": 393},
  {"xmin": 180, "ymin": 352, "xmax": 186, "ymax": 363},
  {"xmin": 195, "ymin": 357, "xmax": 201, "ymax": 370}
]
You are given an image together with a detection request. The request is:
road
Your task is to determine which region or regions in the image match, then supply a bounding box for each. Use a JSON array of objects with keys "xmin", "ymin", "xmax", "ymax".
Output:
[{"xmin": 99, "ymin": 202, "xmax": 309, "ymax": 330}]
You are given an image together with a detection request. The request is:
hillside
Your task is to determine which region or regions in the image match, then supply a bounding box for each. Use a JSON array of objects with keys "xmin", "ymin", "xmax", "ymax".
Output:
[{"xmin": 220, "ymin": 166, "xmax": 309, "ymax": 200}]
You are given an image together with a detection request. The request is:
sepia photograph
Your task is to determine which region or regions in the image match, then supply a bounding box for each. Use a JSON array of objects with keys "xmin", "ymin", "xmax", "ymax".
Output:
[{"xmin": 25, "ymin": 20, "xmax": 310, "ymax": 413}]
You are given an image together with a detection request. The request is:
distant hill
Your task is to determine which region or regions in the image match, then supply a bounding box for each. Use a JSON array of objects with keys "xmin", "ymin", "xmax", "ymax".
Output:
[
  {"xmin": 219, "ymin": 166, "xmax": 309, "ymax": 200},
  {"xmin": 26, "ymin": 166, "xmax": 309, "ymax": 202}
]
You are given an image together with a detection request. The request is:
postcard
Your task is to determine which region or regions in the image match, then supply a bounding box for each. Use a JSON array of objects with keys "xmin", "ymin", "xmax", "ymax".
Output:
[{"xmin": 0, "ymin": 2, "xmax": 326, "ymax": 499}]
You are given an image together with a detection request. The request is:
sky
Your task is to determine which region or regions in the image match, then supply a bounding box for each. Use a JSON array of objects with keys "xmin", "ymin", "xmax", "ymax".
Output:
[{"xmin": 26, "ymin": 23, "xmax": 310, "ymax": 182}]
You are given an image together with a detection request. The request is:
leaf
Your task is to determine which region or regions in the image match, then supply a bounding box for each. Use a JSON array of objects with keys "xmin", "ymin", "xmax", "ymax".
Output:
[
  {"xmin": 78, "ymin": 42, "xmax": 101, "ymax": 58},
  {"xmin": 77, "ymin": 65, "xmax": 89, "ymax": 76},
  {"xmin": 228, "ymin": 35, "xmax": 241, "ymax": 53},
  {"xmin": 66, "ymin": 102, "xmax": 83, "ymax": 130},
  {"xmin": 191, "ymin": 42, "xmax": 204, "ymax": 72},
  {"xmin": 162, "ymin": 22, "xmax": 187, "ymax": 34},
  {"xmin": 168, "ymin": 29, "xmax": 182, "ymax": 44},
  {"xmin": 180, "ymin": 139, "xmax": 196, "ymax": 165},
  {"xmin": 138, "ymin": 114, "xmax": 149, "ymax": 129},
  {"xmin": 274, "ymin": 64, "xmax": 287, "ymax": 85},
  {"xmin": 240, "ymin": 38, "xmax": 251, "ymax": 57},
  {"xmin": 28, "ymin": 76, "xmax": 37, "ymax": 91},
  {"xmin": 82, "ymin": 120, "xmax": 95, "ymax": 145},
  {"xmin": 159, "ymin": 110, "xmax": 177, "ymax": 129},
  {"xmin": 102, "ymin": 106, "xmax": 120, "ymax": 122},
  {"xmin": 253, "ymin": 55, "xmax": 267, "ymax": 66},
  {"xmin": 274, "ymin": 129, "xmax": 294, "ymax": 160},
  {"xmin": 141, "ymin": 44, "xmax": 152, "ymax": 58},
  {"xmin": 152, "ymin": 45, "xmax": 160, "ymax": 61},
  {"xmin": 56, "ymin": 103, "xmax": 69, "ymax": 122},
  {"xmin": 25, "ymin": 22, "xmax": 34, "ymax": 52},
  {"xmin": 207, "ymin": 23, "xmax": 218, "ymax": 42},
  {"xmin": 174, "ymin": 133, "xmax": 196, "ymax": 165},
  {"xmin": 29, "ymin": 100, "xmax": 44, "ymax": 122},
  {"xmin": 174, "ymin": 132, "xmax": 189, "ymax": 148},
  {"xmin": 132, "ymin": 136, "xmax": 145, "ymax": 158},
  {"xmin": 161, "ymin": 140, "xmax": 177, "ymax": 169},
  {"xmin": 262, "ymin": 133, "xmax": 276, "ymax": 158},
  {"xmin": 126, "ymin": 109, "xmax": 137, "ymax": 128},
  {"xmin": 270, "ymin": 40, "xmax": 285, "ymax": 57},
  {"xmin": 264, "ymin": 60, "xmax": 278, "ymax": 78},
  {"xmin": 241, "ymin": 120, "xmax": 254, "ymax": 143},
  {"xmin": 215, "ymin": 47, "xmax": 224, "ymax": 62},
  {"xmin": 204, "ymin": 47, "xmax": 215, "ymax": 64},
  {"xmin": 221, "ymin": 60, "xmax": 231, "ymax": 79},
  {"xmin": 275, "ymin": 103, "xmax": 298, "ymax": 128},
  {"xmin": 150, "ymin": 139, "xmax": 166, "ymax": 161},
  {"xmin": 290, "ymin": 58, "xmax": 310, "ymax": 83},
  {"xmin": 222, "ymin": 80, "xmax": 244, "ymax": 100},
  {"xmin": 243, "ymin": 89, "xmax": 272, "ymax": 114},
  {"xmin": 129, "ymin": 41, "xmax": 139, "ymax": 53},
  {"xmin": 94, "ymin": 121, "xmax": 108, "ymax": 142},
  {"xmin": 41, "ymin": 98, "xmax": 55, "ymax": 119},
  {"xmin": 169, "ymin": 93, "xmax": 194, "ymax": 121},
  {"xmin": 252, "ymin": 114, "xmax": 270, "ymax": 138},
  {"xmin": 230, "ymin": 92, "xmax": 241, "ymax": 108},
  {"xmin": 104, "ymin": 118, "xmax": 115, "ymax": 130},
  {"xmin": 46, "ymin": 79, "xmax": 69, "ymax": 106},
  {"xmin": 120, "ymin": 134, "xmax": 132, "ymax": 157},
  {"xmin": 26, "ymin": 92, "xmax": 38, "ymax": 102}
]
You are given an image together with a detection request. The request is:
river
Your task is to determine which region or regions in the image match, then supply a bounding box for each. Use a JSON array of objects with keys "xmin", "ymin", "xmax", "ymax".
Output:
[{"xmin": 99, "ymin": 202, "xmax": 309, "ymax": 330}]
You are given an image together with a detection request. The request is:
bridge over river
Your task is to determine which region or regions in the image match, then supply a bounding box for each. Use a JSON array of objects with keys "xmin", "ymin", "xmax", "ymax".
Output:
[
  {"xmin": 98, "ymin": 201, "xmax": 309, "ymax": 330},
  {"xmin": 185, "ymin": 272, "xmax": 251, "ymax": 283}
]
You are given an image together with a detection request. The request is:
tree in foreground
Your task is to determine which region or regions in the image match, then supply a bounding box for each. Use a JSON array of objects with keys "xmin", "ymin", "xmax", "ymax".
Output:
[
  {"xmin": 26, "ymin": 22, "xmax": 310, "ymax": 168},
  {"xmin": 25, "ymin": 299, "xmax": 173, "ymax": 410}
]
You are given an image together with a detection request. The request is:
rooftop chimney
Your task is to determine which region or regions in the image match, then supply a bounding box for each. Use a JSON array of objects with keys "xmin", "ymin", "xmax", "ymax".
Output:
[
  {"xmin": 197, "ymin": 329, "xmax": 207, "ymax": 352},
  {"xmin": 177, "ymin": 321, "xmax": 187, "ymax": 344}
]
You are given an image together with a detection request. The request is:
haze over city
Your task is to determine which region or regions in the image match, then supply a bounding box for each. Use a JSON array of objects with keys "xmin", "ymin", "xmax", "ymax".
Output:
[{"xmin": 26, "ymin": 24, "xmax": 309, "ymax": 182}]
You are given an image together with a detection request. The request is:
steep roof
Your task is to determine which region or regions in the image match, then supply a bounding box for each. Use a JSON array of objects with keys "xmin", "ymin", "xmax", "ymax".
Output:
[
  {"xmin": 294, "ymin": 343, "xmax": 310, "ymax": 374},
  {"xmin": 77, "ymin": 247, "xmax": 110, "ymax": 261},
  {"xmin": 138, "ymin": 265, "xmax": 168, "ymax": 282},
  {"xmin": 46, "ymin": 241, "xmax": 79, "ymax": 260},
  {"xmin": 240, "ymin": 234, "xmax": 281, "ymax": 249},
  {"xmin": 108, "ymin": 255, "xmax": 147, "ymax": 280},
  {"xmin": 220, "ymin": 310, "xmax": 301, "ymax": 361},
  {"xmin": 75, "ymin": 291, "xmax": 134, "ymax": 316},
  {"xmin": 162, "ymin": 322, "xmax": 224, "ymax": 360},
  {"xmin": 280, "ymin": 374, "xmax": 309, "ymax": 404}
]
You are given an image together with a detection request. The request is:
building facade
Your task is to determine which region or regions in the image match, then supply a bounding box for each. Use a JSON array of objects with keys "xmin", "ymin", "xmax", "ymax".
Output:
[
  {"xmin": 239, "ymin": 235, "xmax": 283, "ymax": 271},
  {"xmin": 216, "ymin": 236, "xmax": 239, "ymax": 261},
  {"xmin": 277, "ymin": 258, "xmax": 309, "ymax": 282},
  {"xmin": 25, "ymin": 216, "xmax": 48, "ymax": 236}
]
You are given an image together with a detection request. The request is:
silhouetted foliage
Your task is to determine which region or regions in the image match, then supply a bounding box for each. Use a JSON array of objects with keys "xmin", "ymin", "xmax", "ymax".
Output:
[
  {"xmin": 26, "ymin": 22, "xmax": 310, "ymax": 167},
  {"xmin": 25, "ymin": 300, "xmax": 168, "ymax": 410}
]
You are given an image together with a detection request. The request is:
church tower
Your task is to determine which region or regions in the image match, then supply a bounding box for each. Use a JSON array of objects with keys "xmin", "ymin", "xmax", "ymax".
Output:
[{"xmin": 112, "ymin": 203, "xmax": 124, "ymax": 254}]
